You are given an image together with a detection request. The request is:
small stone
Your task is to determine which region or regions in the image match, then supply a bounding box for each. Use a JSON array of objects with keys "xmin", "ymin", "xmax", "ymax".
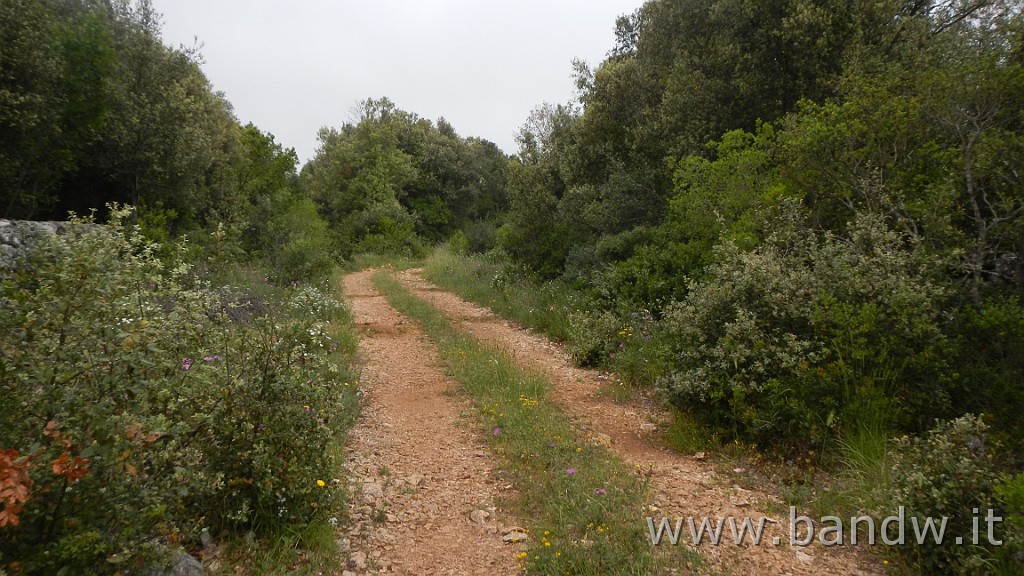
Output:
[
  {"xmin": 693, "ymin": 451, "xmax": 707, "ymax": 460},
  {"xmin": 502, "ymin": 530, "xmax": 529, "ymax": 543},
  {"xmin": 350, "ymin": 551, "xmax": 368, "ymax": 570},
  {"xmin": 408, "ymin": 473, "xmax": 424, "ymax": 486},
  {"xmin": 795, "ymin": 550, "xmax": 814, "ymax": 564},
  {"xmin": 469, "ymin": 509, "xmax": 490, "ymax": 524},
  {"xmin": 362, "ymin": 481, "xmax": 383, "ymax": 501},
  {"xmin": 640, "ymin": 423, "xmax": 658, "ymax": 432}
]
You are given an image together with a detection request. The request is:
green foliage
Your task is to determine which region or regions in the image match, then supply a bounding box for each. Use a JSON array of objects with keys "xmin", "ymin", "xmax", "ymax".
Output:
[
  {"xmin": 303, "ymin": 98, "xmax": 508, "ymax": 258},
  {"xmin": 882, "ymin": 415, "xmax": 1004, "ymax": 573},
  {"xmin": 994, "ymin": 473, "xmax": 1024, "ymax": 574},
  {"xmin": 422, "ymin": 247, "xmax": 581, "ymax": 343},
  {"xmin": 259, "ymin": 198, "xmax": 337, "ymax": 284},
  {"xmin": 949, "ymin": 298, "xmax": 1024, "ymax": 463},
  {"xmin": 0, "ymin": 208, "xmax": 357, "ymax": 572},
  {"xmin": 658, "ymin": 209, "xmax": 952, "ymax": 450}
]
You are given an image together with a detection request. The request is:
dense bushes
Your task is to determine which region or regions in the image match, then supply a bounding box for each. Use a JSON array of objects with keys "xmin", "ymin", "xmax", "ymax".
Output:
[
  {"xmin": 0, "ymin": 208, "xmax": 357, "ymax": 573},
  {"xmin": 881, "ymin": 415, "xmax": 1021, "ymax": 573},
  {"xmin": 657, "ymin": 210, "xmax": 952, "ymax": 449}
]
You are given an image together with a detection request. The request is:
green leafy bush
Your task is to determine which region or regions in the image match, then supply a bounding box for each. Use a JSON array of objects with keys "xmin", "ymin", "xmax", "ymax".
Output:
[
  {"xmin": 0, "ymin": 208, "xmax": 356, "ymax": 573},
  {"xmin": 994, "ymin": 473, "xmax": 1024, "ymax": 573},
  {"xmin": 882, "ymin": 415, "xmax": 1005, "ymax": 573},
  {"xmin": 949, "ymin": 298, "xmax": 1024, "ymax": 463},
  {"xmin": 658, "ymin": 209, "xmax": 952, "ymax": 450}
]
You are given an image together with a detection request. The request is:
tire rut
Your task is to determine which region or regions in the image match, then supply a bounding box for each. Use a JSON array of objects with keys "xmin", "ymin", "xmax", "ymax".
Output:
[
  {"xmin": 396, "ymin": 268, "xmax": 882, "ymax": 576},
  {"xmin": 338, "ymin": 269, "xmax": 519, "ymax": 575}
]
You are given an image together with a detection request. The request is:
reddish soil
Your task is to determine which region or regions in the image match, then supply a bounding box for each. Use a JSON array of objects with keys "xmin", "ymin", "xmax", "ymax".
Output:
[
  {"xmin": 395, "ymin": 268, "xmax": 884, "ymax": 576},
  {"xmin": 338, "ymin": 269, "xmax": 520, "ymax": 575}
]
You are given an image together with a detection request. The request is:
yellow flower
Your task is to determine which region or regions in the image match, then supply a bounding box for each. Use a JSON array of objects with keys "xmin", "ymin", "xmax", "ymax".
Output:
[{"xmin": 316, "ymin": 479, "xmax": 326, "ymax": 487}]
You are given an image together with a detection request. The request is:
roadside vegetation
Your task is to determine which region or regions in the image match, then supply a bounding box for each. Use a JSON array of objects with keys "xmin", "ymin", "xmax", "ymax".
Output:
[
  {"xmin": 0, "ymin": 208, "xmax": 360, "ymax": 574},
  {"xmin": 3, "ymin": 0, "xmax": 1024, "ymax": 573}
]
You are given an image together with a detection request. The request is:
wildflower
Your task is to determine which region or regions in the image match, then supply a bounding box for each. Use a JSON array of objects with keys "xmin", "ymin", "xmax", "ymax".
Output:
[
  {"xmin": 181, "ymin": 357, "xmax": 192, "ymax": 371},
  {"xmin": 330, "ymin": 343, "xmax": 339, "ymax": 351},
  {"xmin": 493, "ymin": 427, "xmax": 502, "ymax": 435},
  {"xmin": 567, "ymin": 468, "xmax": 575, "ymax": 475},
  {"xmin": 733, "ymin": 467, "xmax": 744, "ymax": 473},
  {"xmin": 304, "ymin": 405, "xmax": 311, "ymax": 413},
  {"xmin": 595, "ymin": 488, "xmax": 606, "ymax": 495},
  {"xmin": 316, "ymin": 479, "xmax": 326, "ymax": 487},
  {"xmin": 328, "ymin": 516, "xmax": 338, "ymax": 526},
  {"xmin": 202, "ymin": 355, "xmax": 222, "ymax": 362}
]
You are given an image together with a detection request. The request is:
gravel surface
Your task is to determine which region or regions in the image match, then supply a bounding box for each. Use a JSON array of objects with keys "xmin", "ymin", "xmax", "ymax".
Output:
[{"xmin": 396, "ymin": 268, "xmax": 883, "ymax": 576}]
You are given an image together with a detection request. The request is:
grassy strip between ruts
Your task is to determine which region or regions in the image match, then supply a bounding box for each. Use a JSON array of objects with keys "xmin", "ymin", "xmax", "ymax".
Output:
[{"xmin": 371, "ymin": 270, "xmax": 705, "ymax": 575}]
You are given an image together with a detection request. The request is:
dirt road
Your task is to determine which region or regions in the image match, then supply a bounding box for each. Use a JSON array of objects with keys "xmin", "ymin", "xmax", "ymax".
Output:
[
  {"xmin": 339, "ymin": 269, "xmax": 518, "ymax": 575},
  {"xmin": 338, "ymin": 267, "xmax": 881, "ymax": 575}
]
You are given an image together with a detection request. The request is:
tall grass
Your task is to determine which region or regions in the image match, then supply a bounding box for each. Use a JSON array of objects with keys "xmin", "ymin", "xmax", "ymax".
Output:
[
  {"xmin": 422, "ymin": 247, "xmax": 580, "ymax": 342},
  {"xmin": 371, "ymin": 270, "xmax": 706, "ymax": 575}
]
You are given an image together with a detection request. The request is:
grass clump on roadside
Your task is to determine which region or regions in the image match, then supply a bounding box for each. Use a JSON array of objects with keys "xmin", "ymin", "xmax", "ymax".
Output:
[
  {"xmin": 371, "ymin": 270, "xmax": 704, "ymax": 575},
  {"xmin": 422, "ymin": 246, "xmax": 579, "ymax": 343},
  {"xmin": 422, "ymin": 246, "xmax": 674, "ymax": 389}
]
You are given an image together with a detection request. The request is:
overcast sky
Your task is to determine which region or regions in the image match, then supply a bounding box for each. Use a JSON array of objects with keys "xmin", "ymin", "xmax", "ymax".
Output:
[{"xmin": 157, "ymin": 0, "xmax": 645, "ymax": 165}]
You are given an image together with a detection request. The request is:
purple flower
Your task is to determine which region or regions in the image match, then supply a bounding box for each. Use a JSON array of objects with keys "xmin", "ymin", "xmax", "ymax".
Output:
[
  {"xmin": 595, "ymin": 488, "xmax": 606, "ymax": 495},
  {"xmin": 202, "ymin": 355, "xmax": 222, "ymax": 362},
  {"xmin": 493, "ymin": 427, "xmax": 502, "ymax": 435},
  {"xmin": 181, "ymin": 357, "xmax": 192, "ymax": 371},
  {"xmin": 330, "ymin": 343, "xmax": 339, "ymax": 351},
  {"xmin": 567, "ymin": 468, "xmax": 576, "ymax": 475}
]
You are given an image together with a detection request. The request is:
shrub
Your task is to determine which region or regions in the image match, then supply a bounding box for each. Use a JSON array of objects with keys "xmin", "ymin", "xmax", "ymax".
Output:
[
  {"xmin": 994, "ymin": 473, "xmax": 1024, "ymax": 573},
  {"xmin": 658, "ymin": 210, "xmax": 952, "ymax": 450},
  {"xmin": 259, "ymin": 197, "xmax": 338, "ymax": 283},
  {"xmin": 949, "ymin": 297, "xmax": 1024, "ymax": 463},
  {"xmin": 0, "ymin": 207, "xmax": 355, "ymax": 573},
  {"xmin": 882, "ymin": 415, "xmax": 1006, "ymax": 573},
  {"xmin": 566, "ymin": 309, "xmax": 620, "ymax": 366}
]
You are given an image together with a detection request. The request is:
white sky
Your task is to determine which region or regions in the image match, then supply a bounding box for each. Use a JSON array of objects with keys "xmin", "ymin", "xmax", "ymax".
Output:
[{"xmin": 157, "ymin": 0, "xmax": 645, "ymax": 165}]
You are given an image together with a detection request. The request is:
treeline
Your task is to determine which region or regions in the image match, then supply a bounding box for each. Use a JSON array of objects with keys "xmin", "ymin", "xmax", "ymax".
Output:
[
  {"xmin": 501, "ymin": 0, "xmax": 1024, "ymax": 449},
  {"xmin": 301, "ymin": 97, "xmax": 508, "ymax": 259},
  {"xmin": 484, "ymin": 0, "xmax": 1024, "ymax": 572},
  {"xmin": 1, "ymin": 0, "xmax": 506, "ymax": 277}
]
